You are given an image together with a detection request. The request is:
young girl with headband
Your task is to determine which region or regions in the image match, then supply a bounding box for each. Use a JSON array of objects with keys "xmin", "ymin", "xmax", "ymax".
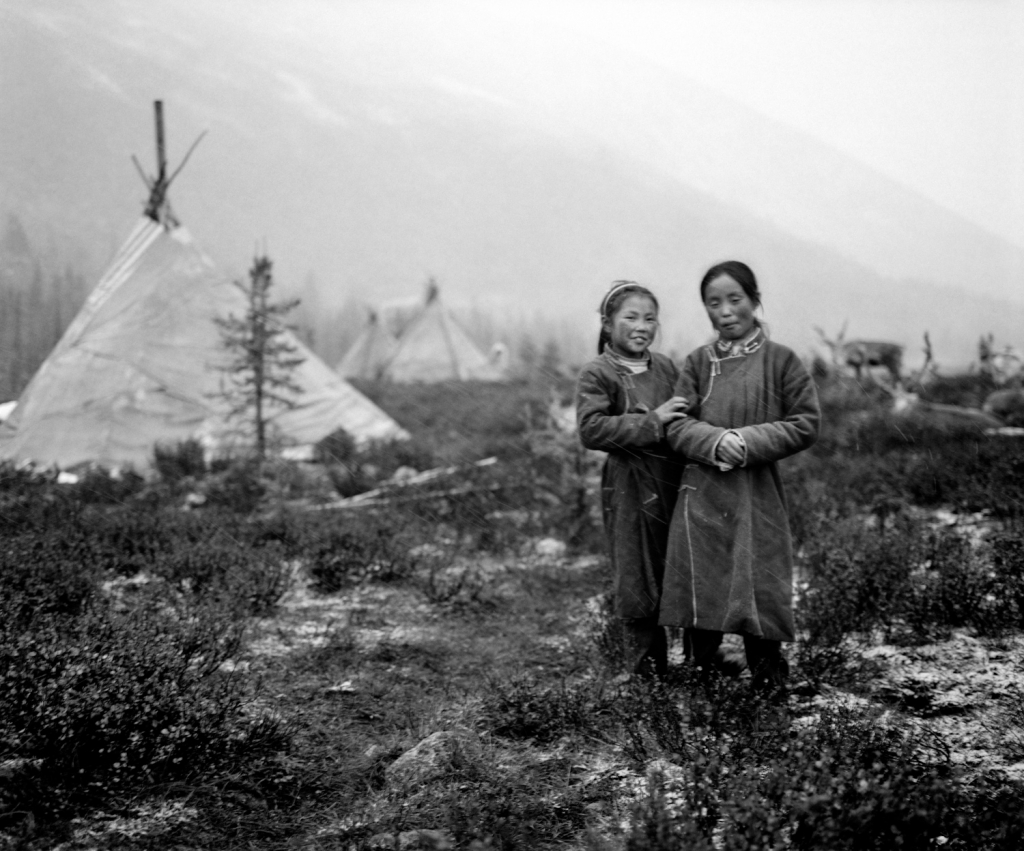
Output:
[
  {"xmin": 661, "ymin": 261, "xmax": 820, "ymax": 694},
  {"xmin": 576, "ymin": 281, "xmax": 689, "ymax": 678}
]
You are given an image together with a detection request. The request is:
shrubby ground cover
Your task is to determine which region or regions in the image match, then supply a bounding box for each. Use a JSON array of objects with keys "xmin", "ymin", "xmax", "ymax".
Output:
[{"xmin": 1, "ymin": 376, "xmax": 1024, "ymax": 849}]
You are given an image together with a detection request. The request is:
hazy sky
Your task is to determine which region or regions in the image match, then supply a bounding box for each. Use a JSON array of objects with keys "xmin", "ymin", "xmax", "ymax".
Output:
[
  {"xmin": 475, "ymin": 0, "xmax": 1024, "ymax": 249},
  {"xmin": 218, "ymin": 0, "xmax": 1024, "ymax": 247}
]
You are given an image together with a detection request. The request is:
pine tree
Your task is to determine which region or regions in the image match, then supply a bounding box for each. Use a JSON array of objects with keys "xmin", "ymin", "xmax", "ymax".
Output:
[{"xmin": 214, "ymin": 255, "xmax": 304, "ymax": 460}]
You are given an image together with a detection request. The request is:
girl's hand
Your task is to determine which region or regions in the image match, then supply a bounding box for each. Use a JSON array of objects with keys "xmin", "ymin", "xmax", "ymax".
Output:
[
  {"xmin": 716, "ymin": 431, "xmax": 745, "ymax": 466},
  {"xmin": 654, "ymin": 396, "xmax": 689, "ymax": 425}
]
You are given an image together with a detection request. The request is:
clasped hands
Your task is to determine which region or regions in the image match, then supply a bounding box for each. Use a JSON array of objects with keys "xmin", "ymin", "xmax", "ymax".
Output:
[{"xmin": 716, "ymin": 431, "xmax": 745, "ymax": 467}]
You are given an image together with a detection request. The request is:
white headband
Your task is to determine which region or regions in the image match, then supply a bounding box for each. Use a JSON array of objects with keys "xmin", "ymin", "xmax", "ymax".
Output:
[{"xmin": 600, "ymin": 281, "xmax": 640, "ymax": 317}]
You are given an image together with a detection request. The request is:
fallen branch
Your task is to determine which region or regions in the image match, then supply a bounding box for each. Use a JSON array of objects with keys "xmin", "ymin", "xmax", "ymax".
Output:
[
  {"xmin": 310, "ymin": 456, "xmax": 498, "ymax": 511},
  {"xmin": 314, "ymin": 481, "xmax": 505, "ymax": 510}
]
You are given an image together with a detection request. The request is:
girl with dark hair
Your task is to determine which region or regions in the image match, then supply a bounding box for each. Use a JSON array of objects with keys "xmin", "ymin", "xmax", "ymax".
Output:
[
  {"xmin": 576, "ymin": 281, "xmax": 689, "ymax": 677},
  {"xmin": 662, "ymin": 261, "xmax": 820, "ymax": 693}
]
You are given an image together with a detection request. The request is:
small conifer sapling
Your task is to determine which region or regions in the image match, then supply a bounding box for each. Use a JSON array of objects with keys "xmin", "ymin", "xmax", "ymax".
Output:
[{"xmin": 214, "ymin": 255, "xmax": 304, "ymax": 460}]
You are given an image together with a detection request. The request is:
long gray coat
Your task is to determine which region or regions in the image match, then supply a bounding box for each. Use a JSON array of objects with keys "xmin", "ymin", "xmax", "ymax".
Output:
[
  {"xmin": 576, "ymin": 352, "xmax": 684, "ymax": 620},
  {"xmin": 660, "ymin": 338, "xmax": 820, "ymax": 641}
]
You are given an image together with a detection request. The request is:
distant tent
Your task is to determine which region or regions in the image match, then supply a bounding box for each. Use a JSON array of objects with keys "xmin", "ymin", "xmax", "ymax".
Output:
[
  {"xmin": 376, "ymin": 296, "xmax": 426, "ymax": 340},
  {"xmin": 0, "ymin": 102, "xmax": 406, "ymax": 470},
  {"xmin": 346, "ymin": 280, "xmax": 506, "ymax": 383},
  {"xmin": 335, "ymin": 310, "xmax": 399, "ymax": 380}
]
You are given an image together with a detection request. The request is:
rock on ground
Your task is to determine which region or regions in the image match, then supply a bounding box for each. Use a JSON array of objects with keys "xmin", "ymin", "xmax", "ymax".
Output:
[{"xmin": 384, "ymin": 729, "xmax": 482, "ymax": 790}]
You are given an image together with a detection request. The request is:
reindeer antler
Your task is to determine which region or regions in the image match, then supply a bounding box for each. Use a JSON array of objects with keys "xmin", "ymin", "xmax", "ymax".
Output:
[{"xmin": 905, "ymin": 331, "xmax": 933, "ymax": 390}]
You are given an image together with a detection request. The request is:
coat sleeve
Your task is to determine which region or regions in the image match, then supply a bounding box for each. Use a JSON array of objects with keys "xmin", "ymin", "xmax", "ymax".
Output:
[
  {"xmin": 735, "ymin": 350, "xmax": 820, "ymax": 465},
  {"xmin": 664, "ymin": 353, "xmax": 730, "ymax": 465},
  {"xmin": 576, "ymin": 364, "xmax": 665, "ymax": 451}
]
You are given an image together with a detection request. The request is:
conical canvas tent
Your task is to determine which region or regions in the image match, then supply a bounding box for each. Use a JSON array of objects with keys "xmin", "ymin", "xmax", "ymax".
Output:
[
  {"xmin": 335, "ymin": 310, "xmax": 399, "ymax": 380},
  {"xmin": 379, "ymin": 283, "xmax": 506, "ymax": 383},
  {"xmin": 0, "ymin": 217, "xmax": 407, "ymax": 470}
]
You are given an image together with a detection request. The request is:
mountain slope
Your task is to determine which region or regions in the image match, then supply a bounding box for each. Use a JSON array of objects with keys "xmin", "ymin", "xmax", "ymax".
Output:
[{"xmin": 1, "ymin": 0, "xmax": 1020, "ymax": 367}]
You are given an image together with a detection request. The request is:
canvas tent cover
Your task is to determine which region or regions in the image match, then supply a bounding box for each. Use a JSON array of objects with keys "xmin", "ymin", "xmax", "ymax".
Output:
[
  {"xmin": 335, "ymin": 311, "xmax": 398, "ymax": 380},
  {"xmin": 361, "ymin": 290, "xmax": 504, "ymax": 383},
  {"xmin": 0, "ymin": 218, "xmax": 407, "ymax": 470}
]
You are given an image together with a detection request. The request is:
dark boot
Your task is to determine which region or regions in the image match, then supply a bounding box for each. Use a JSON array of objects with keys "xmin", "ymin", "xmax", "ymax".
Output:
[
  {"xmin": 687, "ymin": 629, "xmax": 724, "ymax": 682},
  {"xmin": 622, "ymin": 618, "xmax": 668, "ymax": 678},
  {"xmin": 744, "ymin": 637, "xmax": 789, "ymax": 697}
]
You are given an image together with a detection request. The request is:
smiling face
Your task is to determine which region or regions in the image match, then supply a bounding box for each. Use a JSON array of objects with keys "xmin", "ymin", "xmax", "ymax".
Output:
[
  {"xmin": 604, "ymin": 293, "xmax": 659, "ymax": 357},
  {"xmin": 703, "ymin": 274, "xmax": 757, "ymax": 340}
]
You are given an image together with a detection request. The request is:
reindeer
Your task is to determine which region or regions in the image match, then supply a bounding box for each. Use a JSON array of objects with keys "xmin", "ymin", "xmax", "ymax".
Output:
[
  {"xmin": 815, "ymin": 322, "xmax": 903, "ymax": 385},
  {"xmin": 979, "ymin": 336, "xmax": 1024, "ymax": 424},
  {"xmin": 983, "ymin": 388, "xmax": 1024, "ymax": 425},
  {"xmin": 979, "ymin": 333, "xmax": 1022, "ymax": 386},
  {"xmin": 883, "ymin": 332, "xmax": 1003, "ymax": 429}
]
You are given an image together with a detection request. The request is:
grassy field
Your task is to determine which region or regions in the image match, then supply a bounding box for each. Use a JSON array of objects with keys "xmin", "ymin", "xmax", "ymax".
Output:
[{"xmin": 2, "ymin": 374, "xmax": 1024, "ymax": 849}]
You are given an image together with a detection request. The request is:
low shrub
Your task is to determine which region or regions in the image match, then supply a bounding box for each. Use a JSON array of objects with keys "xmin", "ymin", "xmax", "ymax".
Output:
[
  {"xmin": 899, "ymin": 442, "xmax": 1024, "ymax": 518},
  {"xmin": 0, "ymin": 505, "xmax": 185, "ymax": 614},
  {"xmin": 310, "ymin": 436, "xmax": 598, "ymax": 563},
  {"xmin": 956, "ymin": 777, "xmax": 1024, "ymax": 850},
  {"xmin": 0, "ymin": 492, "xmax": 300, "ymax": 824},
  {"xmin": 617, "ymin": 673, "xmax": 789, "ymax": 769},
  {"xmin": 0, "ymin": 482, "xmax": 79, "ymax": 537},
  {"xmin": 903, "ymin": 530, "xmax": 1020, "ymax": 639},
  {"xmin": 0, "ymin": 460, "xmax": 50, "ymax": 493},
  {"xmin": 67, "ymin": 506, "xmax": 177, "ymax": 575},
  {"xmin": 395, "ymin": 430, "xmax": 601, "ymax": 555},
  {"xmin": 1, "ymin": 502, "xmax": 295, "ymax": 624},
  {"xmin": 798, "ymin": 519, "xmax": 1024, "ymax": 669},
  {"xmin": 64, "ymin": 466, "xmax": 147, "ymax": 504},
  {"xmin": 789, "ymin": 375, "xmax": 1024, "ymax": 525},
  {"xmin": 619, "ymin": 703, "xmax": 1019, "ymax": 851},
  {"xmin": 369, "ymin": 755, "xmax": 590, "ymax": 850},
  {"xmin": 843, "ymin": 407, "xmax": 992, "ymax": 456},
  {"xmin": 440, "ymin": 772, "xmax": 589, "ymax": 850},
  {"xmin": 479, "ymin": 676, "xmax": 616, "ymax": 744},
  {"xmin": 398, "ymin": 462, "xmax": 536, "ymax": 555},
  {"xmin": 325, "ymin": 462, "xmax": 375, "ymax": 498},
  {"xmin": 986, "ymin": 532, "xmax": 1024, "ymax": 629},
  {"xmin": 350, "ymin": 436, "xmax": 439, "ymax": 481},
  {"xmin": 782, "ymin": 451, "xmax": 903, "ymax": 547},
  {"xmin": 918, "ymin": 372, "xmax": 996, "ymax": 408},
  {"xmin": 798, "ymin": 514, "xmax": 927, "ymax": 657},
  {"xmin": 622, "ymin": 771, "xmax": 716, "ymax": 851},
  {"xmin": 150, "ymin": 537, "xmax": 291, "ymax": 616},
  {"xmin": 153, "ymin": 438, "xmax": 208, "ymax": 482},
  {"xmin": 315, "ymin": 427, "xmax": 357, "ymax": 465},
  {"xmin": 0, "ymin": 532, "xmax": 100, "ymax": 625},
  {"xmin": 305, "ymin": 512, "xmax": 423, "ymax": 592},
  {"xmin": 0, "ymin": 601, "xmax": 283, "ymax": 815},
  {"xmin": 202, "ymin": 457, "xmax": 267, "ymax": 512}
]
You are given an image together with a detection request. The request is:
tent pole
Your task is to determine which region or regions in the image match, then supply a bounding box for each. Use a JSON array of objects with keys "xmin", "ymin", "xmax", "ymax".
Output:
[{"xmin": 155, "ymin": 100, "xmax": 166, "ymax": 185}]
